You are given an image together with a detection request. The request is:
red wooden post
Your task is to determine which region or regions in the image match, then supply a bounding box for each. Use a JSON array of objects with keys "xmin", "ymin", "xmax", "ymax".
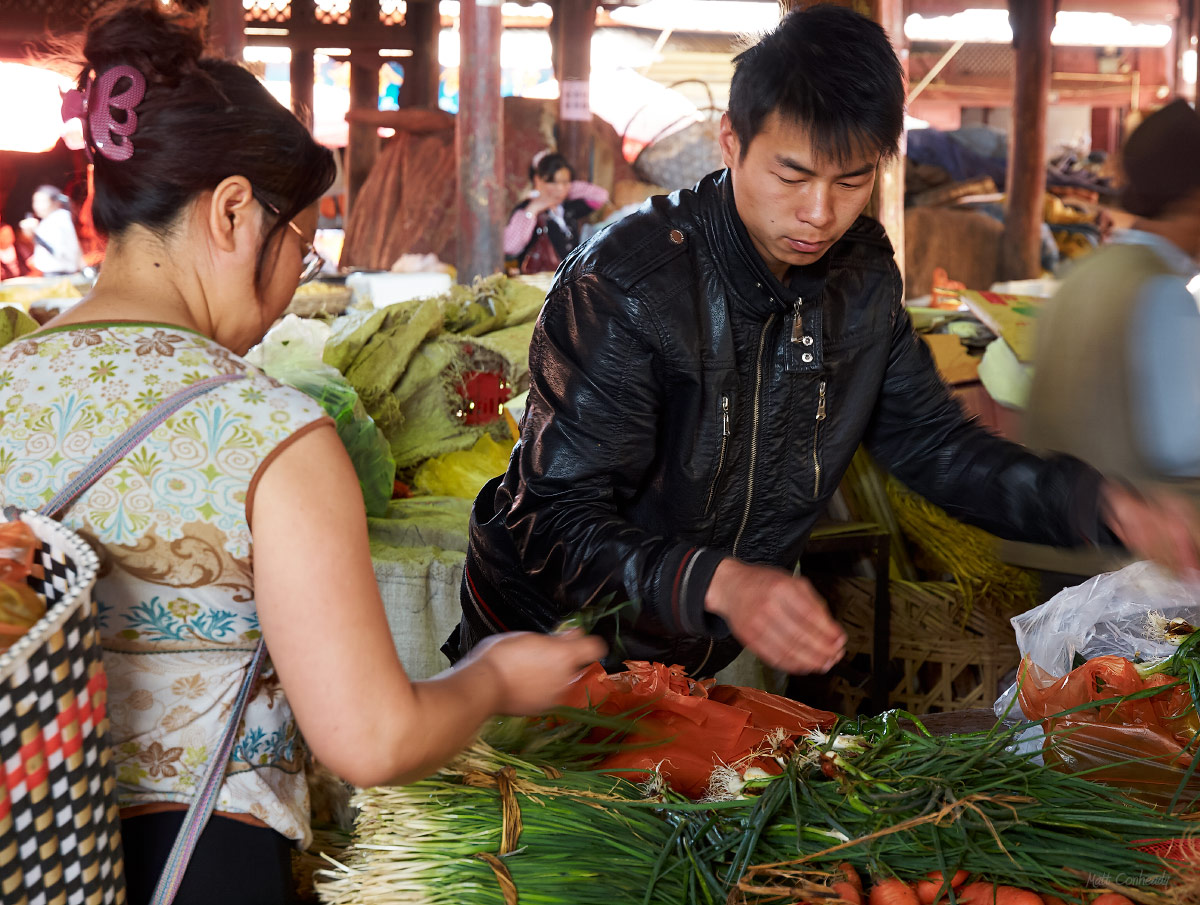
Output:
[
  {"xmin": 1001, "ymin": 0, "xmax": 1053, "ymax": 281},
  {"xmin": 290, "ymin": 0, "xmax": 316, "ymax": 131},
  {"xmin": 873, "ymin": 0, "xmax": 906, "ymax": 287},
  {"xmin": 346, "ymin": 49, "xmax": 382, "ymax": 214},
  {"xmin": 206, "ymin": 0, "xmax": 245, "ymax": 59},
  {"xmin": 457, "ymin": 0, "xmax": 505, "ymax": 281},
  {"xmin": 554, "ymin": 0, "xmax": 595, "ymax": 179},
  {"xmin": 404, "ymin": 0, "xmax": 442, "ymax": 108}
]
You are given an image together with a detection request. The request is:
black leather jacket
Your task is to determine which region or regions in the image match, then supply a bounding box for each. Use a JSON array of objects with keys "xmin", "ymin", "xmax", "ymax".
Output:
[{"xmin": 449, "ymin": 170, "xmax": 1110, "ymax": 676}]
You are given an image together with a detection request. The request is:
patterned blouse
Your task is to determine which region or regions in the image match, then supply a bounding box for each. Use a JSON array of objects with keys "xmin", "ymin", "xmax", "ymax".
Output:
[{"xmin": 0, "ymin": 322, "xmax": 331, "ymax": 846}]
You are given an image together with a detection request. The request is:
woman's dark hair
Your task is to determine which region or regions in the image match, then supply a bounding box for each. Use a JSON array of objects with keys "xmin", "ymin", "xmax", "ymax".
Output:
[
  {"xmin": 728, "ymin": 4, "xmax": 905, "ymax": 164},
  {"xmin": 70, "ymin": 0, "xmax": 336, "ymax": 290},
  {"xmin": 529, "ymin": 152, "xmax": 573, "ymax": 184}
]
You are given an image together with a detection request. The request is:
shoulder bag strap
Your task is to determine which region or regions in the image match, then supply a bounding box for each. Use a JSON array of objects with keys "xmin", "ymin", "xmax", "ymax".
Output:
[
  {"xmin": 149, "ymin": 639, "xmax": 267, "ymax": 905},
  {"xmin": 39, "ymin": 372, "xmax": 246, "ymax": 519}
]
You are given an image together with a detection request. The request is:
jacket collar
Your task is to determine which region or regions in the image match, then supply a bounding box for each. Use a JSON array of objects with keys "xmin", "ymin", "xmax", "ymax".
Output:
[{"xmin": 704, "ymin": 169, "xmax": 829, "ymax": 319}]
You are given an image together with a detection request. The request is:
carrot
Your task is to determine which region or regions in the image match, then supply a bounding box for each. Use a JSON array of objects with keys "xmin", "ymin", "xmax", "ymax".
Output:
[
  {"xmin": 839, "ymin": 863, "xmax": 865, "ymax": 894},
  {"xmin": 833, "ymin": 881, "xmax": 864, "ymax": 905},
  {"xmin": 1089, "ymin": 895, "xmax": 1133, "ymax": 905},
  {"xmin": 869, "ymin": 878, "xmax": 920, "ymax": 905},
  {"xmin": 993, "ymin": 887, "xmax": 1044, "ymax": 905},
  {"xmin": 1042, "ymin": 895, "xmax": 1072, "ymax": 905},
  {"xmin": 916, "ymin": 870, "xmax": 970, "ymax": 904},
  {"xmin": 956, "ymin": 882, "xmax": 998, "ymax": 905}
]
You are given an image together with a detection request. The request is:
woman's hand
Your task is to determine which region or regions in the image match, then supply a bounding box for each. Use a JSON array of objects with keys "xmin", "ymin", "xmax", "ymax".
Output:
[{"xmin": 465, "ymin": 629, "xmax": 606, "ymax": 715}]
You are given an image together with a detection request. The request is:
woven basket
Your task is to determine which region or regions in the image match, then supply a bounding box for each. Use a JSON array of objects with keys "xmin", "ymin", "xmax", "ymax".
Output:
[
  {"xmin": 0, "ymin": 511, "xmax": 125, "ymax": 905},
  {"xmin": 817, "ymin": 576, "xmax": 1020, "ymax": 715}
]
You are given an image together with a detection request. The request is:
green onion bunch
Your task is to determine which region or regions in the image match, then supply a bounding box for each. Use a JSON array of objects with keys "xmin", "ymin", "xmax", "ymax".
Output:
[{"xmin": 316, "ymin": 713, "xmax": 1191, "ymax": 905}]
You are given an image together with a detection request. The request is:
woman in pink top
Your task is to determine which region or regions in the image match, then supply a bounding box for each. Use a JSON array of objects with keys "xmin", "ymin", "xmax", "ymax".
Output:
[{"xmin": 504, "ymin": 151, "xmax": 609, "ymax": 273}]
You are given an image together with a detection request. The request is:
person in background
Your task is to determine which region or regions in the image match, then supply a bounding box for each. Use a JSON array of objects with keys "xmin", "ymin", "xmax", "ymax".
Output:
[
  {"xmin": 447, "ymin": 5, "xmax": 1200, "ymax": 683},
  {"xmin": 0, "ymin": 3, "xmax": 602, "ymax": 903},
  {"xmin": 503, "ymin": 150, "xmax": 608, "ymax": 273},
  {"xmin": 1027, "ymin": 99, "xmax": 1200, "ymax": 501},
  {"xmin": 18, "ymin": 184, "xmax": 84, "ymax": 275}
]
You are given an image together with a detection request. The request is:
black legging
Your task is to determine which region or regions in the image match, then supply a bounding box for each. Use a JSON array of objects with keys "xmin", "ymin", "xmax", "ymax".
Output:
[{"xmin": 120, "ymin": 811, "xmax": 297, "ymax": 905}]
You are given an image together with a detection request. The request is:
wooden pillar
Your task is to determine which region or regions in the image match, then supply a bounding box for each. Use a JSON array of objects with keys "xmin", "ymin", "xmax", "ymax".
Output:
[
  {"xmin": 290, "ymin": 0, "xmax": 315, "ymax": 131},
  {"xmin": 290, "ymin": 50, "xmax": 315, "ymax": 131},
  {"xmin": 1178, "ymin": 0, "xmax": 1200, "ymax": 106},
  {"xmin": 457, "ymin": 0, "xmax": 505, "ymax": 281},
  {"xmin": 1001, "ymin": 0, "xmax": 1053, "ymax": 281},
  {"xmin": 346, "ymin": 49, "xmax": 382, "ymax": 214},
  {"xmin": 207, "ymin": 0, "xmax": 245, "ymax": 60},
  {"xmin": 553, "ymin": 0, "xmax": 595, "ymax": 179},
  {"xmin": 404, "ymin": 0, "xmax": 442, "ymax": 108},
  {"xmin": 872, "ymin": 0, "xmax": 906, "ymax": 285},
  {"xmin": 1090, "ymin": 107, "xmax": 1120, "ymax": 155}
]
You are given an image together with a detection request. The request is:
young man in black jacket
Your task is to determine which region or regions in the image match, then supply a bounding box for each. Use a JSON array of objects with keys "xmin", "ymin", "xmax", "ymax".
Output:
[{"xmin": 445, "ymin": 4, "xmax": 1200, "ymax": 679}]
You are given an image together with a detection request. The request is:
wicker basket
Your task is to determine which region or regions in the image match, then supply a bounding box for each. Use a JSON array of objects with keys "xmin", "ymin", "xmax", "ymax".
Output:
[
  {"xmin": 817, "ymin": 576, "xmax": 1020, "ymax": 715},
  {"xmin": 0, "ymin": 511, "xmax": 125, "ymax": 905}
]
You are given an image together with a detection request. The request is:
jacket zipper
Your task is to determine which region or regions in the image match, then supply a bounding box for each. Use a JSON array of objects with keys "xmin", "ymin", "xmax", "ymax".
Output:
[
  {"xmin": 732, "ymin": 314, "xmax": 775, "ymax": 556},
  {"xmin": 703, "ymin": 395, "xmax": 731, "ymax": 515},
  {"xmin": 790, "ymin": 297, "xmax": 804, "ymax": 343},
  {"xmin": 812, "ymin": 379, "xmax": 827, "ymax": 498}
]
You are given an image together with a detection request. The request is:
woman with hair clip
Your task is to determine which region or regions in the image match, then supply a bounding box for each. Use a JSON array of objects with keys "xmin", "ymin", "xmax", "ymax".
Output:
[{"xmin": 0, "ymin": 3, "xmax": 603, "ymax": 903}]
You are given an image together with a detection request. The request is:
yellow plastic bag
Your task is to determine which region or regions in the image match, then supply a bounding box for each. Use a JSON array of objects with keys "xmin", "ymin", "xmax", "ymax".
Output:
[{"xmin": 411, "ymin": 434, "xmax": 513, "ymax": 498}]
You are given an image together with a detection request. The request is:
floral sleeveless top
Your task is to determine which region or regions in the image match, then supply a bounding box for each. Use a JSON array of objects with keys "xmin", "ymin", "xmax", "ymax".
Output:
[{"xmin": 0, "ymin": 322, "xmax": 331, "ymax": 846}]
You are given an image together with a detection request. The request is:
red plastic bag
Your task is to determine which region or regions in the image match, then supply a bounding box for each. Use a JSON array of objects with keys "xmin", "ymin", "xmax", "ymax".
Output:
[
  {"xmin": 1017, "ymin": 654, "xmax": 1200, "ymax": 809},
  {"xmin": 0, "ymin": 520, "xmax": 37, "ymax": 584},
  {"xmin": 561, "ymin": 661, "xmax": 837, "ymax": 798},
  {"xmin": 0, "ymin": 520, "xmax": 44, "ymax": 652}
]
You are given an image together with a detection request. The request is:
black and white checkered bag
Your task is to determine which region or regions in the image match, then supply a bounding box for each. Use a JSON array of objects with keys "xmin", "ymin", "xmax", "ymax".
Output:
[{"xmin": 0, "ymin": 510, "xmax": 125, "ymax": 905}]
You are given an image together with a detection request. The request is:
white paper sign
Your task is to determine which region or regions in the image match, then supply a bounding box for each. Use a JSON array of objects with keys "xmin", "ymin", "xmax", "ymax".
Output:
[{"xmin": 559, "ymin": 78, "xmax": 591, "ymax": 122}]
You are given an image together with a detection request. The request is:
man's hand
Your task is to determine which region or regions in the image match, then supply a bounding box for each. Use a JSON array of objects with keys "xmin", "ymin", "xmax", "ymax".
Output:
[
  {"xmin": 17, "ymin": 217, "xmax": 37, "ymax": 237},
  {"xmin": 1101, "ymin": 481, "xmax": 1200, "ymax": 577},
  {"xmin": 704, "ymin": 558, "xmax": 847, "ymax": 674}
]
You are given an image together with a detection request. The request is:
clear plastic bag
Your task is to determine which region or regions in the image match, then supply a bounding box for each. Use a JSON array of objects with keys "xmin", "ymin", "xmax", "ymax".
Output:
[
  {"xmin": 993, "ymin": 562, "xmax": 1200, "ymax": 808},
  {"xmin": 248, "ymin": 317, "xmax": 396, "ymax": 517},
  {"xmin": 1007, "ymin": 561, "xmax": 1198, "ymax": 675}
]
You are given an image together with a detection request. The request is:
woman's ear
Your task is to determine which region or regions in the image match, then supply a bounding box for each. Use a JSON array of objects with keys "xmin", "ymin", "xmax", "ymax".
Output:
[{"xmin": 206, "ymin": 176, "xmax": 259, "ymax": 253}]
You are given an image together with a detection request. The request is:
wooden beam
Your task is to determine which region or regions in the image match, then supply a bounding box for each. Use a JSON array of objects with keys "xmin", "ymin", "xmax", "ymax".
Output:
[
  {"xmin": 554, "ymin": 0, "xmax": 596, "ymax": 179},
  {"xmin": 457, "ymin": 0, "xmax": 505, "ymax": 281},
  {"xmin": 345, "ymin": 108, "xmax": 454, "ymax": 132},
  {"xmin": 403, "ymin": 0, "xmax": 442, "ymax": 108},
  {"xmin": 1001, "ymin": 0, "xmax": 1053, "ymax": 281}
]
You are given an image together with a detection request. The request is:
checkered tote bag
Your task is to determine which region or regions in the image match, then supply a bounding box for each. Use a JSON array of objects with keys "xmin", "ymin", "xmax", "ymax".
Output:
[{"xmin": 0, "ymin": 509, "xmax": 117, "ymax": 905}]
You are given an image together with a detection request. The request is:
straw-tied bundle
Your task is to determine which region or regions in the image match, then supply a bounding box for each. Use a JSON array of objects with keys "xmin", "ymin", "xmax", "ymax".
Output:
[
  {"xmin": 315, "ymin": 739, "xmax": 691, "ymax": 905},
  {"xmin": 315, "ymin": 711, "xmax": 1194, "ymax": 905}
]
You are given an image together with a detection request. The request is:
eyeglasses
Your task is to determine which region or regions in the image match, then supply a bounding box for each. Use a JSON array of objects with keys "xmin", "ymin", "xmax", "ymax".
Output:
[
  {"xmin": 255, "ymin": 194, "xmax": 327, "ymax": 286},
  {"xmin": 281, "ymin": 218, "xmax": 326, "ymax": 286}
]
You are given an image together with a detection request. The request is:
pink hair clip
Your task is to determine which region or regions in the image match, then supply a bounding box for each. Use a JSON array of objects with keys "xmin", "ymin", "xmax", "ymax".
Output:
[{"xmin": 61, "ymin": 65, "xmax": 146, "ymax": 162}]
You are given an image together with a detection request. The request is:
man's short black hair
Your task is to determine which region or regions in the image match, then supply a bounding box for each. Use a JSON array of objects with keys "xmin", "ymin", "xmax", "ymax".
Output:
[{"xmin": 728, "ymin": 4, "xmax": 905, "ymax": 163}]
